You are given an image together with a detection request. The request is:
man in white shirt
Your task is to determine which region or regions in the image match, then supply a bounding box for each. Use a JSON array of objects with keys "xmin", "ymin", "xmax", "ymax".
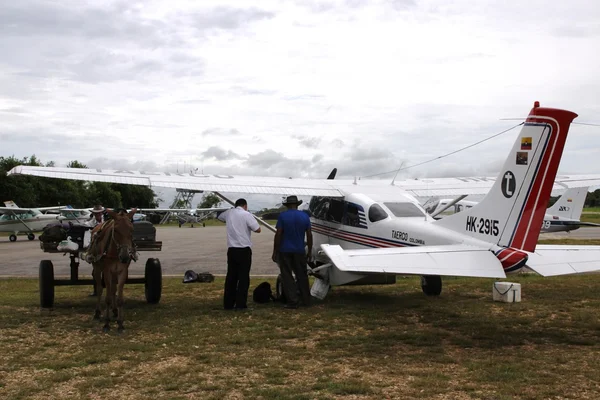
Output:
[{"xmin": 217, "ymin": 198, "xmax": 261, "ymax": 310}]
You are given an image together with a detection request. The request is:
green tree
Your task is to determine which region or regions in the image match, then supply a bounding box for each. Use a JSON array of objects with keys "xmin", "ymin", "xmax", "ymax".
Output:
[
  {"xmin": 198, "ymin": 193, "xmax": 221, "ymax": 209},
  {"xmin": 0, "ymin": 155, "xmax": 44, "ymax": 207}
]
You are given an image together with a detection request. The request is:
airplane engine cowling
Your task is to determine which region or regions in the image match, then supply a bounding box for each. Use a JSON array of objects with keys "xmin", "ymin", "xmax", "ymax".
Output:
[{"xmin": 494, "ymin": 247, "xmax": 528, "ymax": 273}]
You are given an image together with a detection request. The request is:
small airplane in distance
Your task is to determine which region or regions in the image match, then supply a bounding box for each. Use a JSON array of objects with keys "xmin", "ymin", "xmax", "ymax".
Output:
[
  {"xmin": 9, "ymin": 102, "xmax": 600, "ymax": 301},
  {"xmin": 425, "ymin": 187, "xmax": 600, "ymax": 233},
  {"xmin": 0, "ymin": 201, "xmax": 63, "ymax": 242},
  {"xmin": 49, "ymin": 206, "xmax": 147, "ymax": 223},
  {"xmin": 138, "ymin": 207, "xmax": 228, "ymax": 227}
]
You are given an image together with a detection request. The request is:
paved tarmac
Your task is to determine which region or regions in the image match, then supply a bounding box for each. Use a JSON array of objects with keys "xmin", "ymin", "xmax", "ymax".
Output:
[
  {"xmin": 0, "ymin": 226, "xmax": 278, "ymax": 278},
  {"xmin": 539, "ymin": 227, "xmax": 600, "ymax": 240},
  {"xmin": 2, "ymin": 226, "xmax": 600, "ymax": 278}
]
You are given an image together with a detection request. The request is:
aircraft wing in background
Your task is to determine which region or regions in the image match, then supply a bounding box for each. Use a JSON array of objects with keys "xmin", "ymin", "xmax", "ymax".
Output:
[{"xmin": 8, "ymin": 166, "xmax": 600, "ymax": 198}]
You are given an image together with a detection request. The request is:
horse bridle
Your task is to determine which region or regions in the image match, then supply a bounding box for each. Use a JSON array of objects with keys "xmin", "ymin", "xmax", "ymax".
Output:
[{"xmin": 110, "ymin": 219, "xmax": 138, "ymax": 262}]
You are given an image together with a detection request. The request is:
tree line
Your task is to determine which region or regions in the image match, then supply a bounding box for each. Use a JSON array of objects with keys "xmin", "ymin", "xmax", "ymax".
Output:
[{"xmin": 0, "ymin": 156, "xmax": 158, "ymax": 209}]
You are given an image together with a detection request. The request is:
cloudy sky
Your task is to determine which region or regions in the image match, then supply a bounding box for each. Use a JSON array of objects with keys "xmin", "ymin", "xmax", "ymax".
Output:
[{"xmin": 1, "ymin": 0, "xmax": 599, "ymax": 190}]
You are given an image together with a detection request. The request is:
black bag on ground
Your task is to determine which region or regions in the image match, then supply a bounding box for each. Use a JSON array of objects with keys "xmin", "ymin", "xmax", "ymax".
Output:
[
  {"xmin": 197, "ymin": 272, "xmax": 215, "ymax": 283},
  {"xmin": 253, "ymin": 282, "xmax": 275, "ymax": 303},
  {"xmin": 133, "ymin": 221, "xmax": 156, "ymax": 241},
  {"xmin": 39, "ymin": 225, "xmax": 67, "ymax": 243}
]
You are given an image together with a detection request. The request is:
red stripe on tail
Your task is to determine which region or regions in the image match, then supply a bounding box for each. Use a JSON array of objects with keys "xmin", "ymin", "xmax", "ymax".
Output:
[{"xmin": 510, "ymin": 105, "xmax": 577, "ymax": 252}]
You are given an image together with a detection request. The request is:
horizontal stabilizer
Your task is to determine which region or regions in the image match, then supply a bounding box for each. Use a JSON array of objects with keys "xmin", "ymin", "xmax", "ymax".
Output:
[
  {"xmin": 526, "ymin": 245, "xmax": 600, "ymax": 276},
  {"xmin": 320, "ymin": 244, "xmax": 506, "ymax": 278}
]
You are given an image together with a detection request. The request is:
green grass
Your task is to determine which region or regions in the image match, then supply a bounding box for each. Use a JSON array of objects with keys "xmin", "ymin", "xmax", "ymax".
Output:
[{"xmin": 1, "ymin": 274, "xmax": 599, "ymax": 399}]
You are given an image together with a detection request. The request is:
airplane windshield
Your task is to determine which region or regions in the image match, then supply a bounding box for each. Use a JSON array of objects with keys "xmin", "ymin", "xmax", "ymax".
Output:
[{"xmin": 384, "ymin": 202, "xmax": 425, "ymax": 218}]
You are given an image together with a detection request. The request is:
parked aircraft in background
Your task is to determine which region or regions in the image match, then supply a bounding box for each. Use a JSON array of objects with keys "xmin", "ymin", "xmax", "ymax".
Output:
[
  {"xmin": 0, "ymin": 201, "xmax": 62, "ymax": 241},
  {"xmin": 425, "ymin": 187, "xmax": 599, "ymax": 233},
  {"xmin": 9, "ymin": 103, "xmax": 600, "ymax": 299},
  {"xmin": 138, "ymin": 207, "xmax": 227, "ymax": 227}
]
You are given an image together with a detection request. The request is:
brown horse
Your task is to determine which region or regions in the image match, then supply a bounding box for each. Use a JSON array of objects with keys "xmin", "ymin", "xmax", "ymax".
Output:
[{"xmin": 91, "ymin": 209, "xmax": 137, "ymax": 332}]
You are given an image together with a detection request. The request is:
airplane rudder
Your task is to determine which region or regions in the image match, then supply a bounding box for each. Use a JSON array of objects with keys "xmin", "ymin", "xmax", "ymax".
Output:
[{"xmin": 506, "ymin": 104, "xmax": 578, "ymax": 251}]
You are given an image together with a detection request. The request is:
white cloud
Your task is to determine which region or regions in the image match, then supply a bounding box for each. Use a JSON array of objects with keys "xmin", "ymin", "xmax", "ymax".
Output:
[{"xmin": 1, "ymin": 0, "xmax": 600, "ymax": 195}]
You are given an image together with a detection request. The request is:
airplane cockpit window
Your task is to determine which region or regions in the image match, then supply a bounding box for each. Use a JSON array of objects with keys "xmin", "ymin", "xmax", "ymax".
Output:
[
  {"xmin": 310, "ymin": 197, "xmax": 330, "ymax": 220},
  {"xmin": 344, "ymin": 202, "xmax": 361, "ymax": 227},
  {"xmin": 383, "ymin": 202, "xmax": 426, "ymax": 218},
  {"xmin": 327, "ymin": 199, "xmax": 344, "ymax": 223},
  {"xmin": 368, "ymin": 204, "xmax": 388, "ymax": 223}
]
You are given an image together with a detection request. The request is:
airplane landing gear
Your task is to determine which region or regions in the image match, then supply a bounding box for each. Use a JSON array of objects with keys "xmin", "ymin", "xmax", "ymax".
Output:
[
  {"xmin": 421, "ymin": 275, "xmax": 442, "ymax": 296},
  {"xmin": 27, "ymin": 233, "xmax": 35, "ymax": 241},
  {"xmin": 9, "ymin": 234, "xmax": 17, "ymax": 242}
]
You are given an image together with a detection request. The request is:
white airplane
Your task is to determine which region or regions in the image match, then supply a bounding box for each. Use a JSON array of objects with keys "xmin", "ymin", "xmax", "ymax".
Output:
[
  {"xmin": 425, "ymin": 187, "xmax": 599, "ymax": 233},
  {"xmin": 138, "ymin": 207, "xmax": 228, "ymax": 227},
  {"xmin": 9, "ymin": 102, "xmax": 600, "ymax": 298},
  {"xmin": 0, "ymin": 201, "xmax": 63, "ymax": 242}
]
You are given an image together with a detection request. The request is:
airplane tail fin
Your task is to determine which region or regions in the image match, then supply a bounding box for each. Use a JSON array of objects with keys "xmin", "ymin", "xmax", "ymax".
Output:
[
  {"xmin": 3, "ymin": 201, "xmax": 18, "ymax": 208},
  {"xmin": 546, "ymin": 187, "xmax": 588, "ymax": 220},
  {"xmin": 435, "ymin": 102, "xmax": 578, "ymax": 252}
]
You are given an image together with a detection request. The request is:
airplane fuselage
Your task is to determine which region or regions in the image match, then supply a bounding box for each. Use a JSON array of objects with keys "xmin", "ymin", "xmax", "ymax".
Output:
[{"xmin": 306, "ymin": 191, "xmax": 524, "ymax": 286}]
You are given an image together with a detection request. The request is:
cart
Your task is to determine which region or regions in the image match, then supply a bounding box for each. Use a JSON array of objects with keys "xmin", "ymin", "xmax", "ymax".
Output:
[{"xmin": 38, "ymin": 236, "xmax": 163, "ymax": 309}]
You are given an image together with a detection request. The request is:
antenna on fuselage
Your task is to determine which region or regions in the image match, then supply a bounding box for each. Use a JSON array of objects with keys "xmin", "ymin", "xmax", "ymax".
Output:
[{"xmin": 390, "ymin": 162, "xmax": 405, "ymax": 186}]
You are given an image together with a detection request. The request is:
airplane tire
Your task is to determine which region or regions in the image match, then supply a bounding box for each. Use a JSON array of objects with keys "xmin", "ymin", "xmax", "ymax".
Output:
[
  {"xmin": 275, "ymin": 274, "xmax": 287, "ymax": 303},
  {"xmin": 28, "ymin": 233, "xmax": 35, "ymax": 241},
  {"xmin": 39, "ymin": 260, "xmax": 55, "ymax": 308},
  {"xmin": 9, "ymin": 234, "xmax": 17, "ymax": 242},
  {"xmin": 145, "ymin": 258, "xmax": 162, "ymax": 304},
  {"xmin": 421, "ymin": 275, "xmax": 442, "ymax": 296}
]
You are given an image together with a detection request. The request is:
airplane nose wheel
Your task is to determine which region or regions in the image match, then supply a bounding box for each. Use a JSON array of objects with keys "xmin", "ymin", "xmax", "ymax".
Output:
[
  {"xmin": 27, "ymin": 233, "xmax": 35, "ymax": 240},
  {"xmin": 421, "ymin": 275, "xmax": 442, "ymax": 296},
  {"xmin": 9, "ymin": 234, "xmax": 17, "ymax": 242}
]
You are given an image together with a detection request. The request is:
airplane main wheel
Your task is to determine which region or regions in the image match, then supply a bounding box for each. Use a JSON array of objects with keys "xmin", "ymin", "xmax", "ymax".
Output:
[
  {"xmin": 421, "ymin": 275, "xmax": 442, "ymax": 296},
  {"xmin": 275, "ymin": 274, "xmax": 287, "ymax": 303},
  {"xmin": 9, "ymin": 234, "xmax": 17, "ymax": 242},
  {"xmin": 27, "ymin": 233, "xmax": 35, "ymax": 241},
  {"xmin": 145, "ymin": 258, "xmax": 162, "ymax": 304},
  {"xmin": 39, "ymin": 260, "xmax": 55, "ymax": 308}
]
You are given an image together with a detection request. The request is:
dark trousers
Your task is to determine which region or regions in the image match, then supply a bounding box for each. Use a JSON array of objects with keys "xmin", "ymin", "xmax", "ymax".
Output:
[
  {"xmin": 224, "ymin": 247, "xmax": 252, "ymax": 309},
  {"xmin": 278, "ymin": 252, "xmax": 311, "ymax": 307}
]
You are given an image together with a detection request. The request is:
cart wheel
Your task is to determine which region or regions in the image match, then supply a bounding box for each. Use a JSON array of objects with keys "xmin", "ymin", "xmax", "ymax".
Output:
[
  {"xmin": 9, "ymin": 234, "xmax": 17, "ymax": 242},
  {"xmin": 27, "ymin": 233, "xmax": 35, "ymax": 241},
  {"xmin": 145, "ymin": 258, "xmax": 162, "ymax": 304},
  {"xmin": 275, "ymin": 274, "xmax": 287, "ymax": 303},
  {"xmin": 39, "ymin": 260, "xmax": 55, "ymax": 308}
]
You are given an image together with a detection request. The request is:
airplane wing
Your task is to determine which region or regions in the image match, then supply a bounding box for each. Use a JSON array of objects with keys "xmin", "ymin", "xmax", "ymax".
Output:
[
  {"xmin": 0, "ymin": 206, "xmax": 40, "ymax": 214},
  {"xmin": 526, "ymin": 245, "xmax": 600, "ymax": 276},
  {"xmin": 8, "ymin": 166, "xmax": 600, "ymax": 198},
  {"xmin": 320, "ymin": 244, "xmax": 506, "ymax": 278}
]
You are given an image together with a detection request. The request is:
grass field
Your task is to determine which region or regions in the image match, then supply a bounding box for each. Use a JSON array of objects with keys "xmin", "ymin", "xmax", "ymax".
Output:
[{"xmin": 1, "ymin": 274, "xmax": 599, "ymax": 399}]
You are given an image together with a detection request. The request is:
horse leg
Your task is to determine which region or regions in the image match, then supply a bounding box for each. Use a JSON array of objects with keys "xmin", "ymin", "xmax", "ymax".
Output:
[
  {"xmin": 112, "ymin": 271, "xmax": 118, "ymax": 319},
  {"xmin": 93, "ymin": 262, "xmax": 104, "ymax": 320},
  {"xmin": 116, "ymin": 263, "xmax": 128, "ymax": 332},
  {"xmin": 102, "ymin": 266, "xmax": 112, "ymax": 332}
]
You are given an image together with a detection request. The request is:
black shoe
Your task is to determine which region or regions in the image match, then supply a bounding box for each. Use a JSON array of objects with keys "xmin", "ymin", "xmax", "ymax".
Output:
[
  {"xmin": 284, "ymin": 304, "xmax": 298, "ymax": 309},
  {"xmin": 235, "ymin": 306, "xmax": 252, "ymax": 311}
]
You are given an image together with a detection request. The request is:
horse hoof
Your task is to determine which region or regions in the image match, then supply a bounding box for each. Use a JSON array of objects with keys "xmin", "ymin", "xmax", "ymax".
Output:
[
  {"xmin": 93, "ymin": 312, "xmax": 101, "ymax": 320},
  {"xmin": 117, "ymin": 326, "xmax": 125, "ymax": 333},
  {"xmin": 102, "ymin": 325, "xmax": 110, "ymax": 333}
]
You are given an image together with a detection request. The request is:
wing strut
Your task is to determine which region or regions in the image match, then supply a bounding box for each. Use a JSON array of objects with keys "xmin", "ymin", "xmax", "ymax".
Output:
[
  {"xmin": 8, "ymin": 210, "xmax": 36, "ymax": 234},
  {"xmin": 213, "ymin": 192, "xmax": 277, "ymax": 233},
  {"xmin": 430, "ymin": 195, "xmax": 468, "ymax": 218}
]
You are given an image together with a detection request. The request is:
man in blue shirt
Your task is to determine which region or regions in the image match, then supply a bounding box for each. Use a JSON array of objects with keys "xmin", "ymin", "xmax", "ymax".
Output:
[{"xmin": 272, "ymin": 195, "xmax": 313, "ymax": 308}]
